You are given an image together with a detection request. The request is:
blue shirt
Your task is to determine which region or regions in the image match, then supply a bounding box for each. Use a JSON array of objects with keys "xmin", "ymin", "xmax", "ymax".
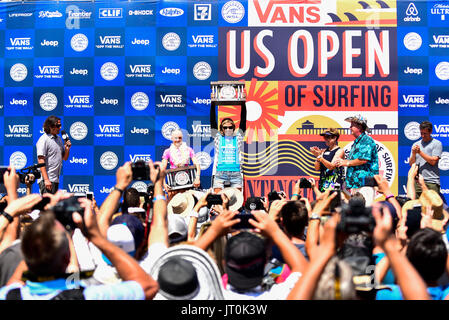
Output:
[
  {"xmin": 346, "ymin": 133, "xmax": 379, "ymax": 189},
  {"xmin": 376, "ymin": 284, "xmax": 449, "ymax": 300},
  {"xmin": 0, "ymin": 278, "xmax": 145, "ymax": 300}
]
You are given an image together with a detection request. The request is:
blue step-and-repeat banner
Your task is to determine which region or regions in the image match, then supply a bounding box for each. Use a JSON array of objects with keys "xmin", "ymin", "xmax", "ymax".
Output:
[{"xmin": 0, "ymin": 0, "xmax": 448, "ymax": 204}]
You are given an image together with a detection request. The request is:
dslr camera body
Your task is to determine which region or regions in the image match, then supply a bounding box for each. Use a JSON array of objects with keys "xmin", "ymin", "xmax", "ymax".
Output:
[
  {"xmin": 337, "ymin": 201, "xmax": 375, "ymax": 234},
  {"xmin": 52, "ymin": 196, "xmax": 84, "ymax": 232}
]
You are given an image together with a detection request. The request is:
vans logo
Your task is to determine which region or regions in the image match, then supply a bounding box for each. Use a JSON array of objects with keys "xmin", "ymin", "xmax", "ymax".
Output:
[
  {"xmin": 192, "ymin": 124, "xmax": 211, "ymax": 134},
  {"xmin": 129, "ymin": 154, "xmax": 152, "ymax": 162},
  {"xmin": 130, "ymin": 64, "xmax": 151, "ymax": 73},
  {"xmin": 99, "ymin": 35, "xmax": 121, "ymax": 44},
  {"xmin": 8, "ymin": 125, "xmax": 29, "ymax": 133},
  {"xmin": 192, "ymin": 35, "xmax": 214, "ymax": 44},
  {"xmin": 99, "ymin": 124, "xmax": 120, "ymax": 133},
  {"xmin": 10, "ymin": 37, "xmax": 30, "ymax": 46},
  {"xmin": 403, "ymin": 95, "xmax": 425, "ymax": 103},
  {"xmin": 160, "ymin": 95, "xmax": 182, "ymax": 103},
  {"xmin": 68, "ymin": 184, "xmax": 90, "ymax": 193},
  {"xmin": 69, "ymin": 95, "xmax": 90, "ymax": 104},
  {"xmin": 38, "ymin": 66, "xmax": 60, "ymax": 74},
  {"xmin": 434, "ymin": 125, "xmax": 449, "ymax": 133},
  {"xmin": 433, "ymin": 35, "xmax": 449, "ymax": 44}
]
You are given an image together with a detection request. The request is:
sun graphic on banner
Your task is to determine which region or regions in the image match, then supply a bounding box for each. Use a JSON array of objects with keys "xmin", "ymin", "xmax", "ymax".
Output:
[{"xmin": 218, "ymin": 78, "xmax": 284, "ymax": 144}]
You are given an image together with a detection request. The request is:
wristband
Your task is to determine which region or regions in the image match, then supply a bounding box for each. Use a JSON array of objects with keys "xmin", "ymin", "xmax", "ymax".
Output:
[
  {"xmin": 385, "ymin": 194, "xmax": 395, "ymax": 200},
  {"xmin": 112, "ymin": 186, "xmax": 124, "ymax": 195},
  {"xmin": 0, "ymin": 211, "xmax": 13, "ymax": 223},
  {"xmin": 316, "ymin": 155, "xmax": 322, "ymax": 161},
  {"xmin": 292, "ymin": 193, "xmax": 301, "ymax": 197},
  {"xmin": 153, "ymin": 195, "xmax": 166, "ymax": 202},
  {"xmin": 189, "ymin": 210, "xmax": 199, "ymax": 218}
]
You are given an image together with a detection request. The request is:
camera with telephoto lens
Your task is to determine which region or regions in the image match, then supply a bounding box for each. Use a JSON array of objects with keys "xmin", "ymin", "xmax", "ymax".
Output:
[
  {"xmin": 337, "ymin": 198, "xmax": 375, "ymax": 235},
  {"xmin": 18, "ymin": 163, "xmax": 43, "ymax": 185},
  {"xmin": 0, "ymin": 164, "xmax": 43, "ymax": 185},
  {"xmin": 52, "ymin": 196, "xmax": 84, "ymax": 232}
]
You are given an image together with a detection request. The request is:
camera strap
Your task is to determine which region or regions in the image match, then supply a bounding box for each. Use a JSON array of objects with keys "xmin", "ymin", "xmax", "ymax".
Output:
[{"xmin": 139, "ymin": 202, "xmax": 152, "ymax": 254}]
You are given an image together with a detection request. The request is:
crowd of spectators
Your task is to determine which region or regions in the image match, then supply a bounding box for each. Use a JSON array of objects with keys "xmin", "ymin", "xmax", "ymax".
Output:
[{"xmin": 0, "ymin": 157, "xmax": 447, "ymax": 300}]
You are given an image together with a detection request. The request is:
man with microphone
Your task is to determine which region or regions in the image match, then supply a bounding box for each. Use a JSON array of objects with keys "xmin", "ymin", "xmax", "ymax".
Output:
[{"xmin": 36, "ymin": 115, "xmax": 72, "ymax": 194}]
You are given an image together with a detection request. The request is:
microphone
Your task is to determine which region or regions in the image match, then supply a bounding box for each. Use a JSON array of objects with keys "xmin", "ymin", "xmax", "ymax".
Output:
[{"xmin": 61, "ymin": 130, "xmax": 70, "ymax": 142}]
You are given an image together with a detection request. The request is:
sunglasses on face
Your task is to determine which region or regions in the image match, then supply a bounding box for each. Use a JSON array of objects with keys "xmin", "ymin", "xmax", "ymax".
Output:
[
  {"xmin": 223, "ymin": 126, "xmax": 234, "ymax": 130},
  {"xmin": 54, "ymin": 124, "xmax": 62, "ymax": 128}
]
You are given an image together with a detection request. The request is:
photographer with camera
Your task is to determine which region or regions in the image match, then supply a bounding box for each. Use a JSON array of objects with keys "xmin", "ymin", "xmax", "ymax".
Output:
[
  {"xmin": 36, "ymin": 116, "xmax": 72, "ymax": 195},
  {"xmin": 193, "ymin": 203, "xmax": 308, "ymax": 299},
  {"xmin": 0, "ymin": 195, "xmax": 159, "ymax": 300}
]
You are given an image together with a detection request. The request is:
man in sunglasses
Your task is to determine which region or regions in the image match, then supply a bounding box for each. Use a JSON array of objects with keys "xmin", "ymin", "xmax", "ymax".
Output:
[{"xmin": 36, "ymin": 115, "xmax": 72, "ymax": 194}]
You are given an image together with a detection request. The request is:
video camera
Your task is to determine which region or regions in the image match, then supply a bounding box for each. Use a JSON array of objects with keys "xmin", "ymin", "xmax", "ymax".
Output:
[
  {"xmin": 0, "ymin": 163, "xmax": 44, "ymax": 185},
  {"xmin": 337, "ymin": 198, "xmax": 375, "ymax": 235}
]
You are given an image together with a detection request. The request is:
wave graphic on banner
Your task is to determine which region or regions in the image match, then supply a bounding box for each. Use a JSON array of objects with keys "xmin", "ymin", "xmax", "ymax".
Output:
[{"xmin": 242, "ymin": 140, "xmax": 319, "ymax": 178}]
